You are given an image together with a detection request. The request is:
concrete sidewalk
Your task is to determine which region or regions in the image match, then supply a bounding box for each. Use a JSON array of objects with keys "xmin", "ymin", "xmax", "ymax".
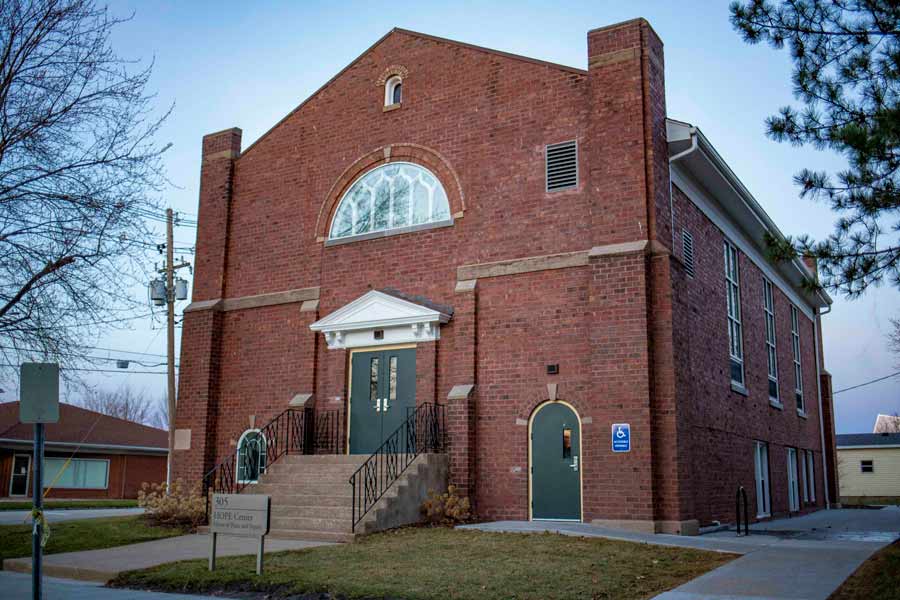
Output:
[
  {"xmin": 3, "ymin": 533, "xmax": 333, "ymax": 582},
  {"xmin": 462, "ymin": 507, "xmax": 900, "ymax": 600},
  {"xmin": 0, "ymin": 570, "xmax": 212, "ymax": 599},
  {"xmin": 0, "ymin": 507, "xmax": 145, "ymax": 525}
]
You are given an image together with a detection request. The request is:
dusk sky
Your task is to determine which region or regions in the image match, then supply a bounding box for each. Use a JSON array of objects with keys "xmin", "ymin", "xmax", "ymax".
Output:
[{"xmin": 2, "ymin": 0, "xmax": 897, "ymax": 433}]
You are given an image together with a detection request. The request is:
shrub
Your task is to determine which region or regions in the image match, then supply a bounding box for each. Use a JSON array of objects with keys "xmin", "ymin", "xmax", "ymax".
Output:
[
  {"xmin": 138, "ymin": 479, "xmax": 206, "ymax": 530},
  {"xmin": 421, "ymin": 485, "xmax": 471, "ymax": 525}
]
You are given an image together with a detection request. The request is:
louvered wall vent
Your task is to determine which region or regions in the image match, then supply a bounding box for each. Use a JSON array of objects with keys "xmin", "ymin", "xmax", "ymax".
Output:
[
  {"xmin": 682, "ymin": 229, "xmax": 695, "ymax": 278},
  {"xmin": 545, "ymin": 140, "xmax": 578, "ymax": 192}
]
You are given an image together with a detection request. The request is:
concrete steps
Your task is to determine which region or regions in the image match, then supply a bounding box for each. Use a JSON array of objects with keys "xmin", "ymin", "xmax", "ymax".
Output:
[{"xmin": 237, "ymin": 453, "xmax": 448, "ymax": 542}]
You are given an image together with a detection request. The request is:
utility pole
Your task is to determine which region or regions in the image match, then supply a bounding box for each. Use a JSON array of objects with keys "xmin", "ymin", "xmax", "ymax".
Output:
[
  {"xmin": 165, "ymin": 208, "xmax": 176, "ymax": 489},
  {"xmin": 156, "ymin": 208, "xmax": 191, "ymax": 489}
]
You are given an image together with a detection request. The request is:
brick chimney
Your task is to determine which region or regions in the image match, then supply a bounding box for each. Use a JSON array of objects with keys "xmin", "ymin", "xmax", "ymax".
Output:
[
  {"xmin": 586, "ymin": 19, "xmax": 671, "ymax": 250},
  {"xmin": 193, "ymin": 127, "xmax": 242, "ymax": 301}
]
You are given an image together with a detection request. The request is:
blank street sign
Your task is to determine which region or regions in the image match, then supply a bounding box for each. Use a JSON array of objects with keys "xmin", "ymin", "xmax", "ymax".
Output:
[{"xmin": 19, "ymin": 363, "xmax": 60, "ymax": 424}]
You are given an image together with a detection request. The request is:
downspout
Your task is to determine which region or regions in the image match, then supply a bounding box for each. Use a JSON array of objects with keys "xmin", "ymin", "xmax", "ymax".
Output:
[
  {"xmin": 668, "ymin": 128, "xmax": 699, "ymax": 249},
  {"xmin": 813, "ymin": 307, "xmax": 832, "ymax": 508}
]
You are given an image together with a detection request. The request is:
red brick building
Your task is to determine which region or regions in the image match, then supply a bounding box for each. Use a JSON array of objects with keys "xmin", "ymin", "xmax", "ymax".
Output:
[
  {"xmin": 173, "ymin": 18, "xmax": 838, "ymax": 535},
  {"xmin": 0, "ymin": 402, "xmax": 167, "ymax": 499}
]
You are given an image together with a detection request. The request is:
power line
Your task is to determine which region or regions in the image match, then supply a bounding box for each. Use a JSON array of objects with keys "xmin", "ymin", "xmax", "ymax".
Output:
[
  {"xmin": 1, "ymin": 363, "xmax": 171, "ymax": 375},
  {"xmin": 833, "ymin": 371, "xmax": 900, "ymax": 395}
]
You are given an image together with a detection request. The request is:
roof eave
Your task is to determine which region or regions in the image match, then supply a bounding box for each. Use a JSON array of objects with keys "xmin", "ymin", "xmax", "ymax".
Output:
[{"xmin": 668, "ymin": 119, "xmax": 833, "ymax": 311}]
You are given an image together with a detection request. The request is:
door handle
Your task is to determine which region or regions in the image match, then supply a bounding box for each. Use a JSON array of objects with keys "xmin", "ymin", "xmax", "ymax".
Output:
[
  {"xmin": 383, "ymin": 397, "xmax": 390, "ymax": 411},
  {"xmin": 374, "ymin": 398, "xmax": 381, "ymax": 412},
  {"xmin": 570, "ymin": 456, "xmax": 579, "ymax": 471}
]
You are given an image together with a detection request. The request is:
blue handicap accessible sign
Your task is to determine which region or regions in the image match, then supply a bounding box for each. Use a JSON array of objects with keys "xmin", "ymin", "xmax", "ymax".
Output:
[{"xmin": 611, "ymin": 423, "xmax": 630, "ymax": 453}]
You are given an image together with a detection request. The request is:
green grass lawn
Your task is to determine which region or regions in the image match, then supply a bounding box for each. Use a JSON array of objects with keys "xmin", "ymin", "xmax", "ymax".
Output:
[
  {"xmin": 829, "ymin": 540, "xmax": 900, "ymax": 600},
  {"xmin": 0, "ymin": 499, "xmax": 138, "ymax": 511},
  {"xmin": 112, "ymin": 527, "xmax": 735, "ymax": 600},
  {"xmin": 0, "ymin": 516, "xmax": 184, "ymax": 562}
]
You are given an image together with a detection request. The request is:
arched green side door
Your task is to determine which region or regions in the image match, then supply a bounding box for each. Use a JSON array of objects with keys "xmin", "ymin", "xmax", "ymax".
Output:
[{"xmin": 531, "ymin": 402, "xmax": 581, "ymax": 521}]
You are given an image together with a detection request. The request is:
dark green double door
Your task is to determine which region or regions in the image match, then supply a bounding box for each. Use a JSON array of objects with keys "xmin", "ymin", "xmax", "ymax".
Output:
[
  {"xmin": 531, "ymin": 402, "xmax": 582, "ymax": 521},
  {"xmin": 349, "ymin": 348, "xmax": 416, "ymax": 454}
]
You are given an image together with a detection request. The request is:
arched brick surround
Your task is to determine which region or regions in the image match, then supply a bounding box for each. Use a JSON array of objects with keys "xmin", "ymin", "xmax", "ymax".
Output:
[{"xmin": 314, "ymin": 143, "xmax": 466, "ymax": 241}]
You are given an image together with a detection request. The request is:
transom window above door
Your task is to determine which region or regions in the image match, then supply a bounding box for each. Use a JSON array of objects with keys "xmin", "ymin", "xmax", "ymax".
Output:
[{"xmin": 329, "ymin": 162, "xmax": 451, "ymax": 242}]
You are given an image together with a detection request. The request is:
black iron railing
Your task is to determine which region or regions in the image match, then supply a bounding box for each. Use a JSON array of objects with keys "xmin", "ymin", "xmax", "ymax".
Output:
[
  {"xmin": 202, "ymin": 408, "xmax": 340, "ymax": 515},
  {"xmin": 736, "ymin": 486, "xmax": 750, "ymax": 536},
  {"xmin": 349, "ymin": 402, "xmax": 445, "ymax": 532}
]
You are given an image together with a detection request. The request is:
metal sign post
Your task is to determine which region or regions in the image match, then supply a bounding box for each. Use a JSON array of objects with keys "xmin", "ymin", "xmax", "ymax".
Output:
[{"xmin": 20, "ymin": 362, "xmax": 60, "ymax": 600}]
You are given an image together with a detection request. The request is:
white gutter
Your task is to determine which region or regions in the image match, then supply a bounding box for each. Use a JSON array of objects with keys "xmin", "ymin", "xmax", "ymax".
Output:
[
  {"xmin": 668, "ymin": 126, "xmax": 699, "ymax": 250},
  {"xmin": 812, "ymin": 313, "xmax": 831, "ymax": 508},
  {"xmin": 836, "ymin": 445, "xmax": 900, "ymax": 450},
  {"xmin": 0, "ymin": 438, "xmax": 168, "ymax": 454}
]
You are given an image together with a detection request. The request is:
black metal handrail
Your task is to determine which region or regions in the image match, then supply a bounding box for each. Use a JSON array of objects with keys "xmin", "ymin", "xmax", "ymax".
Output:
[
  {"xmin": 349, "ymin": 402, "xmax": 446, "ymax": 532},
  {"xmin": 736, "ymin": 486, "xmax": 750, "ymax": 536},
  {"xmin": 202, "ymin": 407, "xmax": 340, "ymax": 517}
]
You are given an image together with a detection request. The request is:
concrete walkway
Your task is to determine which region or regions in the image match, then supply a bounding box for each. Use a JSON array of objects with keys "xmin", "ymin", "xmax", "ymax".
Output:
[
  {"xmin": 3, "ymin": 533, "xmax": 333, "ymax": 582},
  {"xmin": 0, "ymin": 571, "xmax": 212, "ymax": 599},
  {"xmin": 462, "ymin": 507, "xmax": 900, "ymax": 600},
  {"xmin": 0, "ymin": 507, "xmax": 145, "ymax": 525}
]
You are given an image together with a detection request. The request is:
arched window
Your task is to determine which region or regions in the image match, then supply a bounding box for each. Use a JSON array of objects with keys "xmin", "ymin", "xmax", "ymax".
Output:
[
  {"xmin": 385, "ymin": 75, "xmax": 402, "ymax": 106},
  {"xmin": 236, "ymin": 429, "xmax": 267, "ymax": 484},
  {"xmin": 329, "ymin": 162, "xmax": 451, "ymax": 241}
]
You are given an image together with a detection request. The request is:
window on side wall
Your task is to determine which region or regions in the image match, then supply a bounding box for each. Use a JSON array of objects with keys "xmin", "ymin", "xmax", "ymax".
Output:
[
  {"xmin": 763, "ymin": 278, "xmax": 779, "ymax": 402},
  {"xmin": 790, "ymin": 305, "xmax": 804, "ymax": 413},
  {"xmin": 861, "ymin": 460, "xmax": 874, "ymax": 473},
  {"xmin": 724, "ymin": 241, "xmax": 744, "ymax": 388}
]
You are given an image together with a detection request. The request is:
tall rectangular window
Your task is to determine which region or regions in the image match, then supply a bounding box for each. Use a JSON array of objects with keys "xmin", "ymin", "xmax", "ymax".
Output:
[
  {"xmin": 763, "ymin": 279, "xmax": 779, "ymax": 401},
  {"xmin": 724, "ymin": 241, "xmax": 744, "ymax": 387},
  {"xmin": 800, "ymin": 448, "xmax": 810, "ymax": 503},
  {"xmin": 787, "ymin": 448, "xmax": 800, "ymax": 512},
  {"xmin": 805, "ymin": 450, "xmax": 816, "ymax": 502},
  {"xmin": 753, "ymin": 441, "xmax": 771, "ymax": 517},
  {"xmin": 790, "ymin": 305, "xmax": 804, "ymax": 412}
]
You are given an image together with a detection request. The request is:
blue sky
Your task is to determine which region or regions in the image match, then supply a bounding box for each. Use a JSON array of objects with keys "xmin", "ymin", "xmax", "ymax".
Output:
[{"xmin": 3, "ymin": 1, "xmax": 896, "ymax": 433}]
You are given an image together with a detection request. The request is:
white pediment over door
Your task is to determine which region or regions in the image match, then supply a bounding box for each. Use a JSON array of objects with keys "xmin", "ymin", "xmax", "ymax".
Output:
[{"xmin": 309, "ymin": 290, "xmax": 452, "ymax": 349}]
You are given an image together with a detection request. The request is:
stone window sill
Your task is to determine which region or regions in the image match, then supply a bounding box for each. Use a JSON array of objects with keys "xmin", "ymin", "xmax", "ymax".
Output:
[
  {"xmin": 731, "ymin": 382, "xmax": 749, "ymax": 396},
  {"xmin": 383, "ymin": 102, "xmax": 401, "ymax": 112},
  {"xmin": 797, "ymin": 409, "xmax": 808, "ymax": 419},
  {"xmin": 769, "ymin": 398, "xmax": 783, "ymax": 410}
]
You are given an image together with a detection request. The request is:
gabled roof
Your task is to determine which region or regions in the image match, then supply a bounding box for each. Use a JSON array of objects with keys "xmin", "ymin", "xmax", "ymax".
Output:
[
  {"xmin": 836, "ymin": 433, "xmax": 900, "ymax": 449},
  {"xmin": 0, "ymin": 401, "xmax": 167, "ymax": 452},
  {"xmin": 310, "ymin": 289, "xmax": 451, "ymax": 334},
  {"xmin": 240, "ymin": 28, "xmax": 586, "ymax": 158}
]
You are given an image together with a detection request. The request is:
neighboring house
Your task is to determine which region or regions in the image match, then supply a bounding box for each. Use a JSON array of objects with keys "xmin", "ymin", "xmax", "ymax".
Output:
[
  {"xmin": 0, "ymin": 401, "xmax": 167, "ymax": 499},
  {"xmin": 837, "ymin": 433, "xmax": 900, "ymax": 505},
  {"xmin": 873, "ymin": 414, "xmax": 900, "ymax": 434},
  {"xmin": 173, "ymin": 18, "xmax": 837, "ymax": 537}
]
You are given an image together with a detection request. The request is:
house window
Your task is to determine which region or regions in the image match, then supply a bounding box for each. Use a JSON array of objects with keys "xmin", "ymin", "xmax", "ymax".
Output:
[
  {"xmin": 800, "ymin": 448, "xmax": 809, "ymax": 503},
  {"xmin": 43, "ymin": 458, "xmax": 109, "ymax": 489},
  {"xmin": 236, "ymin": 429, "xmax": 267, "ymax": 484},
  {"xmin": 753, "ymin": 441, "xmax": 771, "ymax": 518},
  {"xmin": 763, "ymin": 279, "xmax": 779, "ymax": 401},
  {"xmin": 385, "ymin": 75, "xmax": 402, "ymax": 106},
  {"xmin": 861, "ymin": 460, "xmax": 874, "ymax": 473},
  {"xmin": 329, "ymin": 162, "xmax": 451, "ymax": 241},
  {"xmin": 724, "ymin": 241, "xmax": 744, "ymax": 387},
  {"xmin": 790, "ymin": 305, "xmax": 804, "ymax": 413}
]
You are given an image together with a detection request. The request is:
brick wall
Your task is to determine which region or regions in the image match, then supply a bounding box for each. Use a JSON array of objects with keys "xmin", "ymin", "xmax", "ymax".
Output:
[{"xmin": 670, "ymin": 184, "xmax": 828, "ymax": 524}]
